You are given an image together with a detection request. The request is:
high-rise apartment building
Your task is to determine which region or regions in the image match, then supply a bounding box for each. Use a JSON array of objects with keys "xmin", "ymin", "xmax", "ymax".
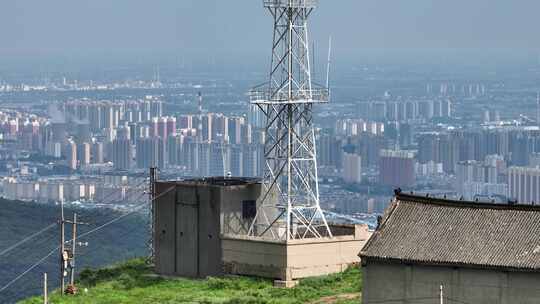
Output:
[
  {"xmin": 342, "ymin": 153, "xmax": 362, "ymax": 184},
  {"xmin": 136, "ymin": 137, "xmax": 165, "ymax": 169},
  {"xmin": 508, "ymin": 167, "xmax": 540, "ymax": 204},
  {"xmin": 112, "ymin": 138, "xmax": 132, "ymax": 171},
  {"xmin": 379, "ymin": 150, "xmax": 415, "ymax": 187},
  {"xmin": 66, "ymin": 140, "xmax": 78, "ymax": 170}
]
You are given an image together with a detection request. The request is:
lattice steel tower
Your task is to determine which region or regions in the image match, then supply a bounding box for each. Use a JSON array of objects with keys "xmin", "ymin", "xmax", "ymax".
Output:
[{"xmin": 248, "ymin": 0, "xmax": 332, "ymax": 240}]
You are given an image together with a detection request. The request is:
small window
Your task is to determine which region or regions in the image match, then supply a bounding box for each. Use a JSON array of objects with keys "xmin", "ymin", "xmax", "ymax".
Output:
[{"xmin": 242, "ymin": 200, "xmax": 256, "ymax": 219}]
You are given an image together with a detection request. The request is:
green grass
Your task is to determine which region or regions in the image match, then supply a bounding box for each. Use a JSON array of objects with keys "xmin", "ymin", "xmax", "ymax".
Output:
[{"xmin": 19, "ymin": 259, "xmax": 362, "ymax": 304}]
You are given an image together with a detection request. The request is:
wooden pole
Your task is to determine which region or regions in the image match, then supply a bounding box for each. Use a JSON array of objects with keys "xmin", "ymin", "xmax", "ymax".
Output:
[{"xmin": 70, "ymin": 213, "xmax": 77, "ymax": 286}]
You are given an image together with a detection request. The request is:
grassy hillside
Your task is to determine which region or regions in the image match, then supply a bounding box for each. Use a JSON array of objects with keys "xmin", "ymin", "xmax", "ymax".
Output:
[{"xmin": 20, "ymin": 259, "xmax": 362, "ymax": 304}]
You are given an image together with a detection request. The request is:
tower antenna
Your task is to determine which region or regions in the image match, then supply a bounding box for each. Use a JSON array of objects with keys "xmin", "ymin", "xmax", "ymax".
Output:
[
  {"xmin": 312, "ymin": 40, "xmax": 316, "ymax": 81},
  {"xmin": 326, "ymin": 36, "xmax": 332, "ymax": 100},
  {"xmin": 248, "ymin": 0, "xmax": 332, "ymax": 240}
]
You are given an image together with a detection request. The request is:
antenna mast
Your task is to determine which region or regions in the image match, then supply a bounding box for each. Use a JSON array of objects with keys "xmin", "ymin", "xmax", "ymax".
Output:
[
  {"xmin": 326, "ymin": 36, "xmax": 332, "ymax": 99},
  {"xmin": 248, "ymin": 0, "xmax": 332, "ymax": 240}
]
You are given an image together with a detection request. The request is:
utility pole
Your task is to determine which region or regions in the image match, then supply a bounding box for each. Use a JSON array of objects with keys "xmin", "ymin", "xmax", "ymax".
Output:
[
  {"xmin": 59, "ymin": 200, "xmax": 66, "ymax": 295},
  {"xmin": 60, "ymin": 207, "xmax": 87, "ymax": 295},
  {"xmin": 70, "ymin": 213, "xmax": 77, "ymax": 286},
  {"xmin": 440, "ymin": 284, "xmax": 444, "ymax": 304},
  {"xmin": 64, "ymin": 213, "xmax": 87, "ymax": 294},
  {"xmin": 43, "ymin": 273, "xmax": 48, "ymax": 304}
]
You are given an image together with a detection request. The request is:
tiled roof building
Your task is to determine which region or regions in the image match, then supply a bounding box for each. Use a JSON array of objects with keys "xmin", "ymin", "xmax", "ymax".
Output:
[{"xmin": 360, "ymin": 192, "xmax": 540, "ymax": 304}]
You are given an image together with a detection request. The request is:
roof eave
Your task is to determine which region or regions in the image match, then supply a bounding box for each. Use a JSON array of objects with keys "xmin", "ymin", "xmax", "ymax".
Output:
[{"xmin": 360, "ymin": 256, "xmax": 540, "ymax": 273}]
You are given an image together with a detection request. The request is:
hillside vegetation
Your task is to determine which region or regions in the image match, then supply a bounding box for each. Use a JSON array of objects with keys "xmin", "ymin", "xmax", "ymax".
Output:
[{"xmin": 20, "ymin": 259, "xmax": 362, "ymax": 304}]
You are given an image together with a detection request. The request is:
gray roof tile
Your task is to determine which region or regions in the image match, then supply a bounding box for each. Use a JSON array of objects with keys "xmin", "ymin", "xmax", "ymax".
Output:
[{"xmin": 360, "ymin": 194, "xmax": 540, "ymax": 271}]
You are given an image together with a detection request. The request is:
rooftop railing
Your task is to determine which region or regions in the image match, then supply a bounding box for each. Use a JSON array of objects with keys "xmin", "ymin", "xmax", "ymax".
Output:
[
  {"xmin": 249, "ymin": 86, "xmax": 328, "ymax": 104},
  {"xmin": 263, "ymin": 0, "xmax": 319, "ymax": 9}
]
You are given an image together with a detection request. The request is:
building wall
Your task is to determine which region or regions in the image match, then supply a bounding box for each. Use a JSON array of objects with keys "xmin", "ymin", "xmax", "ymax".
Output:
[
  {"xmin": 379, "ymin": 150, "xmax": 415, "ymax": 187},
  {"xmin": 508, "ymin": 166, "xmax": 540, "ymax": 204},
  {"xmin": 154, "ymin": 182, "xmax": 177, "ymax": 276},
  {"xmin": 154, "ymin": 180, "xmax": 261, "ymax": 278},
  {"xmin": 154, "ymin": 182, "xmax": 218, "ymax": 277},
  {"xmin": 342, "ymin": 153, "xmax": 362, "ymax": 184},
  {"xmin": 362, "ymin": 262, "xmax": 540, "ymax": 304},
  {"xmin": 220, "ymin": 184, "xmax": 262, "ymax": 235},
  {"xmin": 222, "ymin": 225, "xmax": 371, "ymax": 281}
]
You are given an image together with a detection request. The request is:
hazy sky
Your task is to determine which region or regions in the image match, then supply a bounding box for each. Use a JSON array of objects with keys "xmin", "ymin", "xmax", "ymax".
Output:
[{"xmin": 1, "ymin": 1, "xmax": 539, "ymax": 60}]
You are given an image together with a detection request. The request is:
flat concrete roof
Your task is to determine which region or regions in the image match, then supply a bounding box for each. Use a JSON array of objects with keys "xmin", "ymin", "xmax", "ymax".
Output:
[{"xmin": 158, "ymin": 177, "xmax": 262, "ymax": 188}]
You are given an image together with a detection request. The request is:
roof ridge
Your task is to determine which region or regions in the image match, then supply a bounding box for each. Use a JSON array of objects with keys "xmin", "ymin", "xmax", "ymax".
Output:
[{"xmin": 396, "ymin": 193, "xmax": 540, "ymax": 212}]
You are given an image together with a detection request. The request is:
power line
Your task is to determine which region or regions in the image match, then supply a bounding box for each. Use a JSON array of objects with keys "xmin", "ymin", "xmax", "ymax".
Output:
[
  {"xmin": 0, "ymin": 184, "xmax": 175, "ymax": 295},
  {"xmin": 77, "ymin": 194, "xmax": 147, "ymax": 241},
  {"xmin": 0, "ymin": 247, "xmax": 57, "ymax": 293},
  {"xmin": 0, "ymin": 223, "xmax": 57, "ymax": 257},
  {"xmin": 70, "ymin": 180, "xmax": 148, "ymax": 238},
  {"xmin": 0, "ymin": 178, "xmax": 146, "ymax": 258},
  {"xmin": 78, "ymin": 185, "xmax": 175, "ymax": 241},
  {"xmin": 91, "ymin": 180, "xmax": 147, "ymax": 206}
]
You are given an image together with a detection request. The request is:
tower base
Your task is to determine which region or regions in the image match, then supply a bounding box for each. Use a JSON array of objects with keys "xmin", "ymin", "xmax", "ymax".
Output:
[{"xmin": 221, "ymin": 224, "xmax": 371, "ymax": 281}]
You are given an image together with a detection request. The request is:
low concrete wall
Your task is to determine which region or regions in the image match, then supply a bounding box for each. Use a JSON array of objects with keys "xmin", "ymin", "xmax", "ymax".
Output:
[
  {"xmin": 222, "ymin": 224, "xmax": 372, "ymax": 281},
  {"xmin": 222, "ymin": 237, "xmax": 288, "ymax": 279}
]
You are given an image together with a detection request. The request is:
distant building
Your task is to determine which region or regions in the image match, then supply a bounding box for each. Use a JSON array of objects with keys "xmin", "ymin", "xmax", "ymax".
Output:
[
  {"xmin": 508, "ymin": 166, "xmax": 540, "ymax": 204},
  {"xmin": 415, "ymin": 161, "xmax": 443, "ymax": 177},
  {"xmin": 342, "ymin": 152, "xmax": 362, "ymax": 184},
  {"xmin": 136, "ymin": 137, "xmax": 165, "ymax": 169},
  {"xmin": 112, "ymin": 138, "xmax": 132, "ymax": 171},
  {"xmin": 318, "ymin": 133, "xmax": 343, "ymax": 169},
  {"xmin": 65, "ymin": 140, "xmax": 77, "ymax": 170},
  {"xmin": 92, "ymin": 141, "xmax": 104, "ymax": 164},
  {"xmin": 80, "ymin": 142, "xmax": 91, "ymax": 166},
  {"xmin": 45, "ymin": 142, "xmax": 62, "ymax": 158},
  {"xmin": 248, "ymin": 104, "xmax": 265, "ymax": 129},
  {"xmin": 379, "ymin": 150, "xmax": 415, "ymax": 187},
  {"xmin": 361, "ymin": 193, "xmax": 540, "ymax": 304}
]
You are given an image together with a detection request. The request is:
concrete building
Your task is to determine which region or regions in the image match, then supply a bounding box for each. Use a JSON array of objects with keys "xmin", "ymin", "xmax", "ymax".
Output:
[
  {"xmin": 92, "ymin": 141, "xmax": 104, "ymax": 164},
  {"xmin": 154, "ymin": 178, "xmax": 262, "ymax": 278},
  {"xmin": 112, "ymin": 138, "xmax": 132, "ymax": 171},
  {"xmin": 360, "ymin": 192, "xmax": 540, "ymax": 304},
  {"xmin": 508, "ymin": 166, "xmax": 540, "ymax": 204},
  {"xmin": 136, "ymin": 137, "xmax": 165, "ymax": 169},
  {"xmin": 80, "ymin": 142, "xmax": 91, "ymax": 166},
  {"xmin": 342, "ymin": 152, "xmax": 362, "ymax": 184},
  {"xmin": 38, "ymin": 182, "xmax": 64, "ymax": 203},
  {"xmin": 65, "ymin": 140, "xmax": 77, "ymax": 170},
  {"xmin": 154, "ymin": 178, "xmax": 371, "ymax": 285},
  {"xmin": 2, "ymin": 179, "xmax": 38, "ymax": 201},
  {"xmin": 379, "ymin": 150, "xmax": 415, "ymax": 187}
]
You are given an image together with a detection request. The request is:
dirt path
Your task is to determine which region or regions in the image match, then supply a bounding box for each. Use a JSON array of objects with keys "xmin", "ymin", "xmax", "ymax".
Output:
[{"xmin": 310, "ymin": 293, "xmax": 361, "ymax": 303}]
